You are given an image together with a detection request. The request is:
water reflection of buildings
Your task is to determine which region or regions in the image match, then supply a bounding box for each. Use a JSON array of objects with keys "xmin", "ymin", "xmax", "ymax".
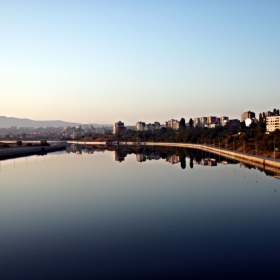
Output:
[
  {"xmin": 166, "ymin": 155, "xmax": 180, "ymax": 164},
  {"xmin": 66, "ymin": 144, "xmax": 83, "ymax": 154},
  {"xmin": 136, "ymin": 154, "xmax": 146, "ymax": 162},
  {"xmin": 114, "ymin": 150, "xmax": 127, "ymax": 162},
  {"xmin": 66, "ymin": 144, "xmax": 104, "ymax": 155},
  {"xmin": 64, "ymin": 145, "xmax": 280, "ymax": 179},
  {"xmin": 200, "ymin": 158, "xmax": 217, "ymax": 166},
  {"xmin": 136, "ymin": 153, "xmax": 176, "ymax": 164}
]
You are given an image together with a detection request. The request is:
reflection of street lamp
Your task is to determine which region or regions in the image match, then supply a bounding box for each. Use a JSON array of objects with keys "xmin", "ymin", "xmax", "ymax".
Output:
[
  {"xmin": 255, "ymin": 140, "xmax": 257, "ymax": 156},
  {"xmin": 274, "ymin": 140, "xmax": 276, "ymax": 161}
]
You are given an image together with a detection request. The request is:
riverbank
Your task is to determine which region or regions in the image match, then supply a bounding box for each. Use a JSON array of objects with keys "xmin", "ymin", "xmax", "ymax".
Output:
[{"xmin": 0, "ymin": 144, "xmax": 66, "ymax": 159}]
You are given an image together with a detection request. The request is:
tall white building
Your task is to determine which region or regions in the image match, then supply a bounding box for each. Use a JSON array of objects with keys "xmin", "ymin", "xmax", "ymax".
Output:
[
  {"xmin": 154, "ymin": 122, "xmax": 160, "ymax": 129},
  {"xmin": 167, "ymin": 119, "xmax": 179, "ymax": 130},
  {"xmin": 220, "ymin": 116, "xmax": 229, "ymax": 126},
  {"xmin": 136, "ymin": 122, "xmax": 145, "ymax": 131},
  {"xmin": 113, "ymin": 121, "xmax": 126, "ymax": 134},
  {"xmin": 266, "ymin": 116, "xmax": 280, "ymax": 132},
  {"xmin": 200, "ymin": 117, "xmax": 207, "ymax": 127}
]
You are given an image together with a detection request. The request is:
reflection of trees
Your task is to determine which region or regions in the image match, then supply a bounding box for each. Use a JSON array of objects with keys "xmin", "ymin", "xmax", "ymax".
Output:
[
  {"xmin": 179, "ymin": 155, "xmax": 186, "ymax": 169},
  {"xmin": 190, "ymin": 157, "xmax": 194, "ymax": 169},
  {"xmin": 68, "ymin": 144, "xmax": 236, "ymax": 167},
  {"xmin": 66, "ymin": 144, "xmax": 280, "ymax": 178}
]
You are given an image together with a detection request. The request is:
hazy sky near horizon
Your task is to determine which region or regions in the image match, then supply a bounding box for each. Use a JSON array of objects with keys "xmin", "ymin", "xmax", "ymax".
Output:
[{"xmin": 1, "ymin": 0, "xmax": 279, "ymax": 124}]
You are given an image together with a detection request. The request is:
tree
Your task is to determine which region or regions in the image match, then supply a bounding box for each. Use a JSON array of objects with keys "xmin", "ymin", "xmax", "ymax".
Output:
[
  {"xmin": 16, "ymin": 140, "xmax": 22, "ymax": 146},
  {"xmin": 40, "ymin": 140, "xmax": 50, "ymax": 146},
  {"xmin": 259, "ymin": 113, "xmax": 263, "ymax": 123},
  {"xmin": 197, "ymin": 118, "xmax": 201, "ymax": 128},
  {"xmin": 189, "ymin": 118, "xmax": 194, "ymax": 128},
  {"xmin": 180, "ymin": 155, "xmax": 186, "ymax": 169},
  {"xmin": 189, "ymin": 157, "xmax": 194, "ymax": 169},
  {"xmin": 179, "ymin": 118, "xmax": 186, "ymax": 131}
]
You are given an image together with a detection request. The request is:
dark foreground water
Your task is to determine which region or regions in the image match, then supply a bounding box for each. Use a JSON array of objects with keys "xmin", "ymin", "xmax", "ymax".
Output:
[{"xmin": 1, "ymin": 146, "xmax": 280, "ymax": 279}]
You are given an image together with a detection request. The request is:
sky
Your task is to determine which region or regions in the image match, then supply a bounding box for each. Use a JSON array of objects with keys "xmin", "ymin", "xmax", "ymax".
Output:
[{"xmin": 1, "ymin": 0, "xmax": 279, "ymax": 125}]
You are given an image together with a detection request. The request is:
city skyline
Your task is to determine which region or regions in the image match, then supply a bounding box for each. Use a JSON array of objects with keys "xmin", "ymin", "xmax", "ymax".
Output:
[{"xmin": 1, "ymin": 1, "xmax": 279, "ymax": 124}]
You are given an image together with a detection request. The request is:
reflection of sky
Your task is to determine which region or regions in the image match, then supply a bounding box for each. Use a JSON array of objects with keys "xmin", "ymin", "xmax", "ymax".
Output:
[{"xmin": 0, "ymin": 151, "xmax": 280, "ymax": 279}]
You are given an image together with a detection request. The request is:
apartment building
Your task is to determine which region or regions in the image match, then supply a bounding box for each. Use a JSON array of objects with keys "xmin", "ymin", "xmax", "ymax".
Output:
[
  {"xmin": 113, "ymin": 121, "xmax": 127, "ymax": 134},
  {"xmin": 241, "ymin": 111, "xmax": 255, "ymax": 122},
  {"xmin": 154, "ymin": 122, "xmax": 161, "ymax": 129},
  {"xmin": 266, "ymin": 116, "xmax": 280, "ymax": 132},
  {"xmin": 167, "ymin": 119, "xmax": 179, "ymax": 130},
  {"xmin": 136, "ymin": 122, "xmax": 145, "ymax": 131},
  {"xmin": 207, "ymin": 116, "xmax": 217, "ymax": 125},
  {"xmin": 220, "ymin": 116, "xmax": 229, "ymax": 126}
]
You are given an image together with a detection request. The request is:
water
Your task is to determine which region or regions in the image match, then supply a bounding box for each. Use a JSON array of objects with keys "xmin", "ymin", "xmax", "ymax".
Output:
[{"xmin": 0, "ymin": 146, "xmax": 280, "ymax": 279}]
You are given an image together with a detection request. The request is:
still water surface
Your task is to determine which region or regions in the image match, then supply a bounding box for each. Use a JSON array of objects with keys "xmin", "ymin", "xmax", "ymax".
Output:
[{"xmin": 1, "ymin": 147, "xmax": 280, "ymax": 279}]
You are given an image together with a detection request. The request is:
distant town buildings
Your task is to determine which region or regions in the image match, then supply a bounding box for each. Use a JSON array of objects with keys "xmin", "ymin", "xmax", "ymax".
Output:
[
  {"xmin": 193, "ymin": 116, "xmax": 239, "ymax": 128},
  {"xmin": 3, "ymin": 107, "xmax": 280, "ymax": 141},
  {"xmin": 135, "ymin": 116, "xmax": 242, "ymax": 131},
  {"xmin": 0, "ymin": 124, "xmax": 112, "ymax": 140}
]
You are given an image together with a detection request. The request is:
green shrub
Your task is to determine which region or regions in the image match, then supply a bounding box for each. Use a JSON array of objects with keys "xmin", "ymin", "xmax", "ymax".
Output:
[{"xmin": 16, "ymin": 140, "xmax": 22, "ymax": 146}]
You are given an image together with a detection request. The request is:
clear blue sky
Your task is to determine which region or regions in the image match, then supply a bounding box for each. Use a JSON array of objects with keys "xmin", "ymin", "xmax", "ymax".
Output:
[{"xmin": 1, "ymin": 0, "xmax": 279, "ymax": 124}]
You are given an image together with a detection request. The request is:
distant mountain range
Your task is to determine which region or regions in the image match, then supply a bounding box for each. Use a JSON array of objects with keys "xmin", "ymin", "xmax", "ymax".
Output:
[{"xmin": 0, "ymin": 116, "xmax": 111, "ymax": 128}]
